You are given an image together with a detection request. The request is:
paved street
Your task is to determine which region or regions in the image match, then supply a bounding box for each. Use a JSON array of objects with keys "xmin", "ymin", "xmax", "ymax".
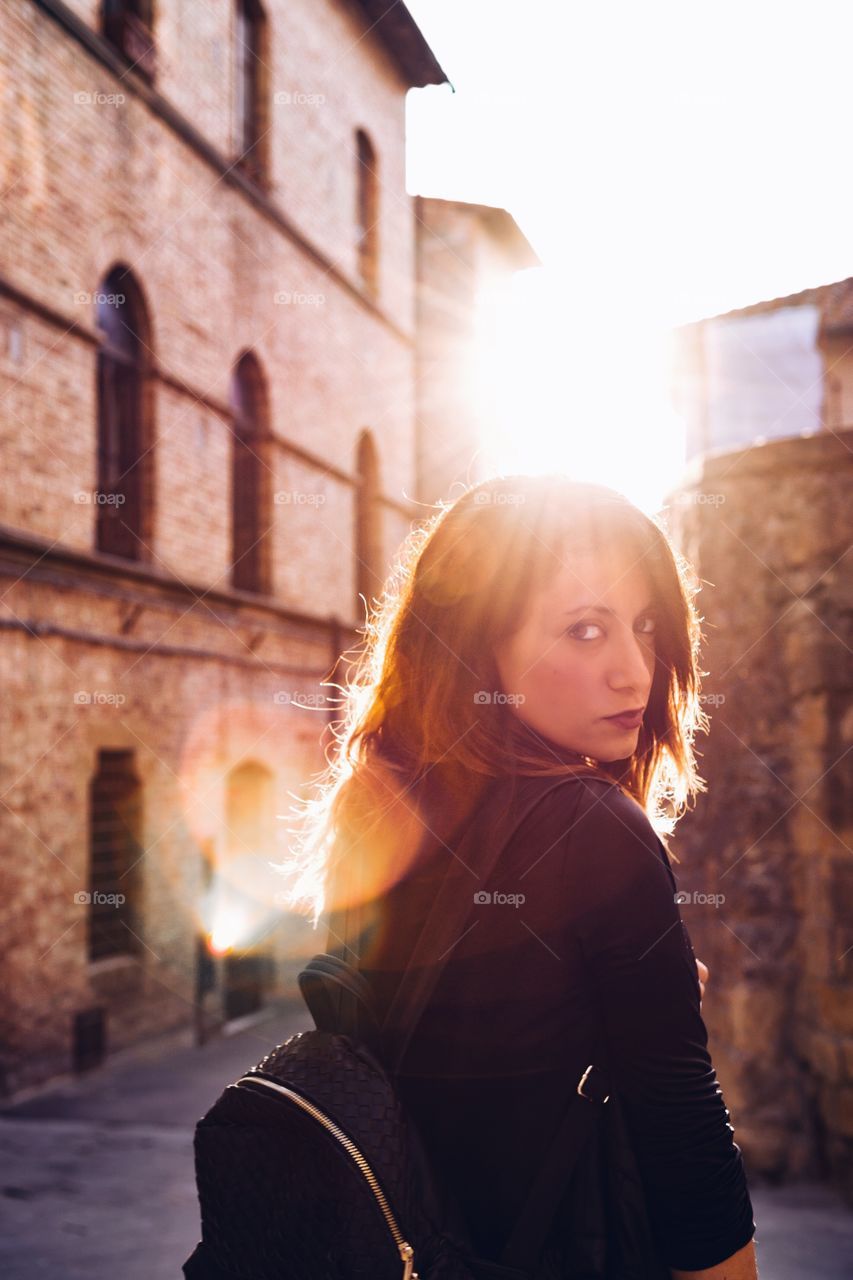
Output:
[
  {"xmin": 0, "ymin": 1001, "xmax": 851, "ymax": 1279},
  {"xmin": 0, "ymin": 999, "xmax": 312, "ymax": 1280}
]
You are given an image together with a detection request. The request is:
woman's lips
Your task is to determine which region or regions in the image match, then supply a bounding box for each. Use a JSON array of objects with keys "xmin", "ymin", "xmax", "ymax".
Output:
[{"xmin": 603, "ymin": 709, "xmax": 644, "ymax": 729}]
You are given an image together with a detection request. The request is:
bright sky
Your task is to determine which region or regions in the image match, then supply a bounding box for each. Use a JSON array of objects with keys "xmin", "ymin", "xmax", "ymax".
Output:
[{"xmin": 404, "ymin": 0, "xmax": 853, "ymax": 513}]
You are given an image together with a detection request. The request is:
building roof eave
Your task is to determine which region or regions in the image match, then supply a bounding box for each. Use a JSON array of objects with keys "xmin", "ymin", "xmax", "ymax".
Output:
[{"xmin": 354, "ymin": 0, "xmax": 451, "ymax": 89}]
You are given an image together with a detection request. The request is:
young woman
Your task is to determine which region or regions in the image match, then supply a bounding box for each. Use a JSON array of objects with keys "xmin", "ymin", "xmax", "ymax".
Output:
[{"xmin": 282, "ymin": 473, "xmax": 759, "ymax": 1279}]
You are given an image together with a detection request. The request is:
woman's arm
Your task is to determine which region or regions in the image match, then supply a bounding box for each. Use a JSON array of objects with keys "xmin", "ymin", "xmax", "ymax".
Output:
[
  {"xmin": 671, "ymin": 1236, "xmax": 758, "ymax": 1279},
  {"xmin": 562, "ymin": 780, "xmax": 758, "ymax": 1274},
  {"xmin": 669, "ymin": 961, "xmax": 758, "ymax": 1278}
]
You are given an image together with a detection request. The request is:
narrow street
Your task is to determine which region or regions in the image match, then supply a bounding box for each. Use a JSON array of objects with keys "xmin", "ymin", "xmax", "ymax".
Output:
[
  {"xmin": 1, "ymin": 1002, "xmax": 851, "ymax": 1279},
  {"xmin": 0, "ymin": 1000, "xmax": 310, "ymax": 1279}
]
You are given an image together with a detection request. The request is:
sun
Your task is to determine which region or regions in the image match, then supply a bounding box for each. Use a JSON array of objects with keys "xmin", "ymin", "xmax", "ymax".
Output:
[{"xmin": 468, "ymin": 266, "xmax": 688, "ymax": 516}]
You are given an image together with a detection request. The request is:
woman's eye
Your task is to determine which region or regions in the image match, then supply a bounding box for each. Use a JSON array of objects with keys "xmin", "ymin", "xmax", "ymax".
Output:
[
  {"xmin": 566, "ymin": 615, "xmax": 656, "ymax": 642},
  {"xmin": 566, "ymin": 622, "xmax": 603, "ymax": 641}
]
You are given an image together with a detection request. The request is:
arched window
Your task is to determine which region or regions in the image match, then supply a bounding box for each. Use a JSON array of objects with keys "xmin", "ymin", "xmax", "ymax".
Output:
[
  {"xmin": 355, "ymin": 129, "xmax": 379, "ymax": 298},
  {"xmin": 355, "ymin": 429, "xmax": 383, "ymax": 620},
  {"xmin": 101, "ymin": 1, "xmax": 157, "ymax": 80},
  {"xmin": 222, "ymin": 761, "xmax": 276, "ymax": 1019},
  {"xmin": 95, "ymin": 265, "xmax": 152, "ymax": 561},
  {"xmin": 229, "ymin": 351, "xmax": 272, "ymax": 594},
  {"xmin": 235, "ymin": 0, "xmax": 269, "ymax": 184},
  {"xmin": 225, "ymin": 760, "xmax": 275, "ymax": 862}
]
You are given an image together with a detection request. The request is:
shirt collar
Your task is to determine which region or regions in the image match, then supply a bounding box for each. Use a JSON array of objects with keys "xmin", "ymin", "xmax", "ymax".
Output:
[{"xmin": 506, "ymin": 714, "xmax": 597, "ymax": 768}]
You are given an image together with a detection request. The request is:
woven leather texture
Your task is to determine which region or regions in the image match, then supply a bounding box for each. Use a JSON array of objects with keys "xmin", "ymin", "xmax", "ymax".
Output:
[{"xmin": 189, "ymin": 1028, "xmax": 481, "ymax": 1280}]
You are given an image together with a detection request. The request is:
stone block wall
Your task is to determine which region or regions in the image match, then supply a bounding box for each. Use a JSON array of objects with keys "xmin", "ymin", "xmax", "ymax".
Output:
[{"xmin": 664, "ymin": 429, "xmax": 853, "ymax": 1202}]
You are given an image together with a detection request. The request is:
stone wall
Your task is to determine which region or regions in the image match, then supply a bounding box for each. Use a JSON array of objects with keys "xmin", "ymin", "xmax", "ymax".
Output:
[{"xmin": 664, "ymin": 429, "xmax": 853, "ymax": 1202}]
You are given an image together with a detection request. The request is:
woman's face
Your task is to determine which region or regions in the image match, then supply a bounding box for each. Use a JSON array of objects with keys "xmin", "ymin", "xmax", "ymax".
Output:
[{"xmin": 493, "ymin": 545, "xmax": 657, "ymax": 763}]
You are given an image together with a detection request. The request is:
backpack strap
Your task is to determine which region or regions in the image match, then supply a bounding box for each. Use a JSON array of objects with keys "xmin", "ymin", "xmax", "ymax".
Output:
[
  {"xmin": 497, "ymin": 1062, "xmax": 612, "ymax": 1273},
  {"xmin": 378, "ymin": 773, "xmax": 588, "ymax": 1076},
  {"xmin": 297, "ymin": 953, "xmax": 383, "ymax": 1054}
]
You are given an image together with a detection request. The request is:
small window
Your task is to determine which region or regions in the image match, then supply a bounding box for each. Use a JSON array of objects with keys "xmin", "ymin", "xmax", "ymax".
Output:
[
  {"xmin": 355, "ymin": 129, "xmax": 379, "ymax": 298},
  {"xmin": 87, "ymin": 750, "xmax": 143, "ymax": 962},
  {"xmin": 235, "ymin": 0, "xmax": 270, "ymax": 185},
  {"xmin": 101, "ymin": 1, "xmax": 157, "ymax": 81}
]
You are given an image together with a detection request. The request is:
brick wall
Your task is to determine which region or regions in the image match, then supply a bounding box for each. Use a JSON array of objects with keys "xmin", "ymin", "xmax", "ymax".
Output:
[
  {"xmin": 1, "ymin": 0, "xmax": 417, "ymax": 593},
  {"xmin": 0, "ymin": 0, "xmax": 427, "ymax": 1095}
]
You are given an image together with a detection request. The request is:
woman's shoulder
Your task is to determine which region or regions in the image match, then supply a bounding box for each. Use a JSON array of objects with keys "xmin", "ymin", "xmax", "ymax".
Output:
[
  {"xmin": 464, "ymin": 769, "xmax": 666, "ymax": 866},
  {"xmin": 510, "ymin": 770, "xmax": 645, "ymax": 832},
  {"xmin": 506, "ymin": 772, "xmax": 671, "ymax": 887}
]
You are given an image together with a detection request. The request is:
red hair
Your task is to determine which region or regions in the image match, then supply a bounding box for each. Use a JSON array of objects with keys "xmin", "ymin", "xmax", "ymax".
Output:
[{"xmin": 276, "ymin": 474, "xmax": 708, "ymax": 927}]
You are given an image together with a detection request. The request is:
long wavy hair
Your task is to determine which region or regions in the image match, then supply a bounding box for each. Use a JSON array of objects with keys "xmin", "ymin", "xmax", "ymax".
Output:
[{"xmin": 275, "ymin": 474, "xmax": 709, "ymax": 929}]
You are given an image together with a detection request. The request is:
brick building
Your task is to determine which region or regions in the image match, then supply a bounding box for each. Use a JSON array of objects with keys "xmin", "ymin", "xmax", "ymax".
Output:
[
  {"xmin": 0, "ymin": 0, "xmax": 536, "ymax": 1095},
  {"xmin": 414, "ymin": 197, "xmax": 540, "ymax": 501}
]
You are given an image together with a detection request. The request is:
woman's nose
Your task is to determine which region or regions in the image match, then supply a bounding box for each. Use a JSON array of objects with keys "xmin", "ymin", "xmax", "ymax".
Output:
[{"xmin": 610, "ymin": 631, "xmax": 654, "ymax": 696}]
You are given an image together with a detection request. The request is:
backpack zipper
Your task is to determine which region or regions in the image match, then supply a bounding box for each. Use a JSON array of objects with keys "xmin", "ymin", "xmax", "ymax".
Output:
[{"xmin": 232, "ymin": 1073, "xmax": 418, "ymax": 1280}]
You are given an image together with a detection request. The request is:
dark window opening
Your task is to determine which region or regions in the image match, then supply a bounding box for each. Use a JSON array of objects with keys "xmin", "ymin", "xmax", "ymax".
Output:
[
  {"xmin": 355, "ymin": 129, "xmax": 379, "ymax": 298},
  {"xmin": 88, "ymin": 750, "xmax": 143, "ymax": 962},
  {"xmin": 230, "ymin": 352, "xmax": 272, "ymax": 594},
  {"xmin": 235, "ymin": 0, "xmax": 269, "ymax": 185},
  {"xmin": 101, "ymin": 1, "xmax": 157, "ymax": 81},
  {"xmin": 95, "ymin": 265, "xmax": 151, "ymax": 561}
]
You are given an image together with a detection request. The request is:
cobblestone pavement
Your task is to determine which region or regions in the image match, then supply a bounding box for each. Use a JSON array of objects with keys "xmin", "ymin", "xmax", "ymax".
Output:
[{"xmin": 1, "ymin": 1001, "xmax": 851, "ymax": 1279}]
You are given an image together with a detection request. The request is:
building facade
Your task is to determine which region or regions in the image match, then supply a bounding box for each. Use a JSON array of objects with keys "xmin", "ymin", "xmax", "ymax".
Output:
[
  {"xmin": 414, "ymin": 196, "xmax": 540, "ymax": 503},
  {"xmin": 0, "ymin": 1, "xmax": 538, "ymax": 1096}
]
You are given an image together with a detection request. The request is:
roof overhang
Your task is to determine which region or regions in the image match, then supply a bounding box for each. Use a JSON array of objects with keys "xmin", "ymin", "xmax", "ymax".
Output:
[{"xmin": 354, "ymin": 0, "xmax": 451, "ymax": 89}]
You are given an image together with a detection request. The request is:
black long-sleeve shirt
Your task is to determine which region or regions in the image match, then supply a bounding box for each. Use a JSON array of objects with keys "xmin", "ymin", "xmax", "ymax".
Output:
[{"xmin": 328, "ymin": 741, "xmax": 757, "ymax": 1272}]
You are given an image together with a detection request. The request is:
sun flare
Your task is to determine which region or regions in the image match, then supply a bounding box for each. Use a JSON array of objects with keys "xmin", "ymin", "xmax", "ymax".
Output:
[{"xmin": 466, "ymin": 269, "xmax": 687, "ymax": 517}]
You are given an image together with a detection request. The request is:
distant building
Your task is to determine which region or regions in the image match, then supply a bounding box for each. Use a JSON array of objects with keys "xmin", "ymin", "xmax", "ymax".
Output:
[
  {"xmin": 671, "ymin": 276, "xmax": 853, "ymax": 461},
  {"xmin": 0, "ymin": 0, "xmax": 534, "ymax": 1095},
  {"xmin": 414, "ymin": 197, "xmax": 540, "ymax": 502},
  {"xmin": 666, "ymin": 280, "xmax": 853, "ymax": 1201}
]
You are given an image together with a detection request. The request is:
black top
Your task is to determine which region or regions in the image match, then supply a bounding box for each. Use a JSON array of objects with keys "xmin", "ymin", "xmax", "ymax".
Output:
[{"xmin": 327, "ymin": 731, "xmax": 757, "ymax": 1272}]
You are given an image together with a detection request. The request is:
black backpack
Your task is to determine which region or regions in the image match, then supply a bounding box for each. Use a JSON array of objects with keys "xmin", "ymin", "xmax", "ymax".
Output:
[{"xmin": 181, "ymin": 776, "xmax": 613, "ymax": 1280}]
